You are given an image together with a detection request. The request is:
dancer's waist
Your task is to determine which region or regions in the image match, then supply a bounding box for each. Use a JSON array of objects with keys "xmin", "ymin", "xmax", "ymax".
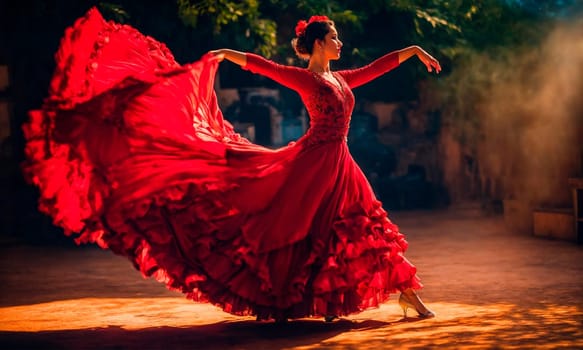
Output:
[{"xmin": 302, "ymin": 129, "xmax": 348, "ymax": 147}]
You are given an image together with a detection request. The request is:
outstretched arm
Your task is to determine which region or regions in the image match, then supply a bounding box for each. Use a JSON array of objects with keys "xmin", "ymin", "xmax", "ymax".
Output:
[
  {"xmin": 210, "ymin": 49, "xmax": 247, "ymax": 66},
  {"xmin": 209, "ymin": 49, "xmax": 308, "ymax": 91},
  {"xmin": 397, "ymin": 45, "xmax": 441, "ymax": 73},
  {"xmin": 339, "ymin": 45, "xmax": 441, "ymax": 89}
]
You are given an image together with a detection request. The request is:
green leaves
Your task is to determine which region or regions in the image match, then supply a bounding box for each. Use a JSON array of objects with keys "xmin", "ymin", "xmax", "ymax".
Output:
[
  {"xmin": 249, "ymin": 18, "xmax": 278, "ymax": 57},
  {"xmin": 178, "ymin": 0, "xmax": 259, "ymax": 33},
  {"xmin": 174, "ymin": 0, "xmax": 563, "ymax": 104},
  {"xmin": 98, "ymin": 2, "xmax": 131, "ymax": 23},
  {"xmin": 177, "ymin": 0, "xmax": 280, "ymax": 56}
]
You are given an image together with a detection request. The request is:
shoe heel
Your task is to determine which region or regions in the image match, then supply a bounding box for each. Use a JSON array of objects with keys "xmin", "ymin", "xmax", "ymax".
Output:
[
  {"xmin": 399, "ymin": 291, "xmax": 436, "ymax": 319},
  {"xmin": 400, "ymin": 304, "xmax": 408, "ymax": 318},
  {"xmin": 398, "ymin": 293, "xmax": 411, "ymax": 318}
]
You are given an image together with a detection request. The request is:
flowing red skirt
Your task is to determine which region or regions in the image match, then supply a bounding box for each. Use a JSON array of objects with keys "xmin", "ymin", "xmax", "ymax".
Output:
[{"xmin": 22, "ymin": 8, "xmax": 422, "ymax": 320}]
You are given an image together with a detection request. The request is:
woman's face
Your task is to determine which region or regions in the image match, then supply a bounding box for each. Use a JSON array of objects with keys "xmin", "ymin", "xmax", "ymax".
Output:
[{"xmin": 317, "ymin": 26, "xmax": 343, "ymax": 60}]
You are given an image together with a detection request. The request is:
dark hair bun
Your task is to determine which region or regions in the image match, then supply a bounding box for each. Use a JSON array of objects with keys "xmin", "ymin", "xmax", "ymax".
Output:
[
  {"xmin": 292, "ymin": 35, "xmax": 310, "ymax": 60},
  {"xmin": 291, "ymin": 17, "xmax": 334, "ymax": 60}
]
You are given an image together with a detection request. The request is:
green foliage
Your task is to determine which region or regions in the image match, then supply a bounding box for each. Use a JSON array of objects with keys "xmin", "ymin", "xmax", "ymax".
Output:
[
  {"xmin": 174, "ymin": 0, "xmax": 561, "ymax": 106},
  {"xmin": 178, "ymin": 0, "xmax": 256, "ymax": 30},
  {"xmin": 98, "ymin": 2, "xmax": 131, "ymax": 23},
  {"xmin": 178, "ymin": 0, "xmax": 279, "ymax": 56}
]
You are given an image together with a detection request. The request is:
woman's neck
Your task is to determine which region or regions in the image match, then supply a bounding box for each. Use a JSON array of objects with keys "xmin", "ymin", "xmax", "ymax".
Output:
[{"xmin": 307, "ymin": 54, "xmax": 330, "ymax": 73}]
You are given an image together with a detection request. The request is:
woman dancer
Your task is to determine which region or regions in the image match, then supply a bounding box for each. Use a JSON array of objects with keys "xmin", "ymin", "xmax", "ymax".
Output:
[{"xmin": 23, "ymin": 9, "xmax": 439, "ymax": 322}]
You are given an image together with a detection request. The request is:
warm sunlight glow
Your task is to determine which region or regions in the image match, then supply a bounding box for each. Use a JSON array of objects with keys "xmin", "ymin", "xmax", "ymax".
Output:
[
  {"xmin": 0, "ymin": 297, "xmax": 248, "ymax": 331},
  {"xmin": 1, "ymin": 298, "xmax": 581, "ymax": 349}
]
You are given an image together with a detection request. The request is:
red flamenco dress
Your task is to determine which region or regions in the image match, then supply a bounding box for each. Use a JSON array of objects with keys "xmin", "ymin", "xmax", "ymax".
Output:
[{"xmin": 23, "ymin": 8, "xmax": 422, "ymax": 320}]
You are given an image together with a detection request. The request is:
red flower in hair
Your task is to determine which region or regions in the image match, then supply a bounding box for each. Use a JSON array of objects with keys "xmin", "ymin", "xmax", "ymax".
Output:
[
  {"xmin": 295, "ymin": 15, "xmax": 331, "ymax": 37},
  {"xmin": 295, "ymin": 20, "xmax": 308, "ymax": 36},
  {"xmin": 308, "ymin": 15, "xmax": 330, "ymax": 24}
]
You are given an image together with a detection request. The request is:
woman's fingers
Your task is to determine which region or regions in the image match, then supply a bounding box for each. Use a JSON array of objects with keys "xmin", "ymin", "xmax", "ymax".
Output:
[
  {"xmin": 424, "ymin": 55, "xmax": 441, "ymax": 74},
  {"xmin": 433, "ymin": 59, "xmax": 442, "ymax": 73},
  {"xmin": 209, "ymin": 50, "xmax": 225, "ymax": 62}
]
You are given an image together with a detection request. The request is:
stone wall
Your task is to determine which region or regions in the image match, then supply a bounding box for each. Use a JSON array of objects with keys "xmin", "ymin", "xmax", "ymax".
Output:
[{"xmin": 360, "ymin": 101, "xmax": 448, "ymax": 209}]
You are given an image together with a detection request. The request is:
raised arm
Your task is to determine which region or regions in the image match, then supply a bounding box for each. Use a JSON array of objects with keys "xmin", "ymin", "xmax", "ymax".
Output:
[
  {"xmin": 210, "ymin": 49, "xmax": 308, "ymax": 92},
  {"xmin": 338, "ymin": 45, "xmax": 441, "ymax": 89},
  {"xmin": 397, "ymin": 46, "xmax": 441, "ymax": 73},
  {"xmin": 210, "ymin": 49, "xmax": 247, "ymax": 66}
]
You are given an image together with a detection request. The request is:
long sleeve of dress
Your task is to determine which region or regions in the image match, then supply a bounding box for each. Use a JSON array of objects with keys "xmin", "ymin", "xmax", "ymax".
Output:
[
  {"xmin": 338, "ymin": 51, "xmax": 399, "ymax": 89},
  {"xmin": 242, "ymin": 53, "xmax": 309, "ymax": 92}
]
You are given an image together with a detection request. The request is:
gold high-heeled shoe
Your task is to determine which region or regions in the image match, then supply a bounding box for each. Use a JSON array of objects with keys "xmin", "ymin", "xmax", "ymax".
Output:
[{"xmin": 398, "ymin": 293, "xmax": 435, "ymax": 318}]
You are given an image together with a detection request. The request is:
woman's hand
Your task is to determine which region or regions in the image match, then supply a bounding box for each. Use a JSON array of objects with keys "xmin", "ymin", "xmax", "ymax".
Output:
[
  {"xmin": 398, "ymin": 46, "xmax": 441, "ymax": 74},
  {"xmin": 209, "ymin": 49, "xmax": 225, "ymax": 62},
  {"xmin": 208, "ymin": 49, "xmax": 247, "ymax": 66},
  {"xmin": 416, "ymin": 47, "xmax": 441, "ymax": 73}
]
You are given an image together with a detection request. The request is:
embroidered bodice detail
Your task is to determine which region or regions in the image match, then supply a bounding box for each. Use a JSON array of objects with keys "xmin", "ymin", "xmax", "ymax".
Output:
[
  {"xmin": 304, "ymin": 72, "xmax": 353, "ymax": 144},
  {"xmin": 243, "ymin": 52, "xmax": 399, "ymax": 147}
]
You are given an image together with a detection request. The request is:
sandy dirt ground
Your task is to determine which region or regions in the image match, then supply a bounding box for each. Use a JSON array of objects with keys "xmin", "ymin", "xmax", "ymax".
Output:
[{"xmin": 1, "ymin": 207, "xmax": 582, "ymax": 349}]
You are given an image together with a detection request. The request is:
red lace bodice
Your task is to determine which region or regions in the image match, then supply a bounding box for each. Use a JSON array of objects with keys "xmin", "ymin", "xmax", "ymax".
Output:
[{"xmin": 243, "ymin": 52, "xmax": 399, "ymax": 145}]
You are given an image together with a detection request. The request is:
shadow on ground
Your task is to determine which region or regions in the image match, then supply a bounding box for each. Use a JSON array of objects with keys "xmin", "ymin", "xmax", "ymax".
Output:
[{"xmin": 0, "ymin": 298, "xmax": 581, "ymax": 349}]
